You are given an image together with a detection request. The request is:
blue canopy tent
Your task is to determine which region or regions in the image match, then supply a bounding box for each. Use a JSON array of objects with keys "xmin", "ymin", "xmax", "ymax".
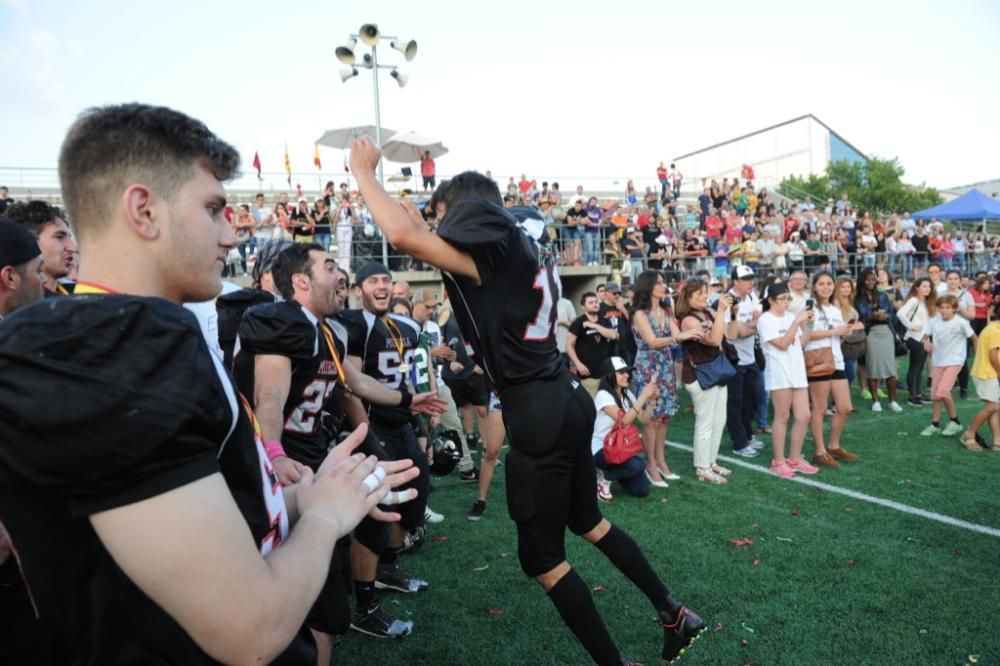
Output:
[{"xmin": 912, "ymin": 188, "xmax": 1000, "ymax": 232}]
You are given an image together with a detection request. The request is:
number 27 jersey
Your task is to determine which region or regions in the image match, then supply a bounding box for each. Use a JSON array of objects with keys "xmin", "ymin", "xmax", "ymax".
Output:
[{"xmin": 435, "ymin": 200, "xmax": 564, "ymax": 393}]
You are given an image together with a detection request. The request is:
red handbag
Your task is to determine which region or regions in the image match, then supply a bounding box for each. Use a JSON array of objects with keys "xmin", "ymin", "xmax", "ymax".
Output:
[{"xmin": 603, "ymin": 409, "xmax": 643, "ymax": 464}]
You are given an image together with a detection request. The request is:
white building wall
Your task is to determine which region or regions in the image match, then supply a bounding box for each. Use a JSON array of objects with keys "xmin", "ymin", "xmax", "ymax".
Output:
[{"xmin": 675, "ymin": 117, "xmax": 832, "ymax": 192}]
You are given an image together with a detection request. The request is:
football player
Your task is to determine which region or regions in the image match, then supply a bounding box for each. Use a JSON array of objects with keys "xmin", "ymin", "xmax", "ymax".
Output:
[
  {"xmin": 339, "ymin": 262, "xmax": 434, "ymax": 627},
  {"xmin": 350, "ymin": 138, "xmax": 707, "ymax": 666},
  {"xmin": 0, "ymin": 104, "xmax": 417, "ymax": 665},
  {"xmin": 234, "ymin": 243, "xmax": 443, "ymax": 661}
]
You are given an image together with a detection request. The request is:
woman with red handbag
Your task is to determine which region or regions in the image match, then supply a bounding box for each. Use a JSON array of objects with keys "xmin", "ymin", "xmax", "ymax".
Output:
[{"xmin": 591, "ymin": 357, "xmax": 659, "ymax": 502}]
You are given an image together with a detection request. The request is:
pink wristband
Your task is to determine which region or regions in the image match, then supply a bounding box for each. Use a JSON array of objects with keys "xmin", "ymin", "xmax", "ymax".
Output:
[{"xmin": 263, "ymin": 439, "xmax": 286, "ymax": 461}]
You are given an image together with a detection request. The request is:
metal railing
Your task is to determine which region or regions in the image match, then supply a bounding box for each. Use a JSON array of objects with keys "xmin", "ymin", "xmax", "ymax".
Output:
[{"xmin": 222, "ymin": 220, "xmax": 1000, "ymax": 285}]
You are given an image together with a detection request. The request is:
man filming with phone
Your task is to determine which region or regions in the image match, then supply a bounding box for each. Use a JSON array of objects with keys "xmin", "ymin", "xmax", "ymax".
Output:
[{"xmin": 724, "ymin": 266, "xmax": 765, "ymax": 458}]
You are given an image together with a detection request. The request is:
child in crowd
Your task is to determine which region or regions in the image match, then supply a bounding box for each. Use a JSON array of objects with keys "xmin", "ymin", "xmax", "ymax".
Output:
[
  {"xmin": 713, "ymin": 241, "xmax": 730, "ymax": 277},
  {"xmin": 920, "ymin": 294, "xmax": 977, "ymax": 437},
  {"xmin": 962, "ymin": 308, "xmax": 1000, "ymax": 451}
]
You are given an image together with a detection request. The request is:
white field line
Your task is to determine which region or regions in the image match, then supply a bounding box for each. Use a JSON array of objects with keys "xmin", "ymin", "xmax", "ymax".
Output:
[{"xmin": 665, "ymin": 440, "xmax": 1000, "ymax": 539}]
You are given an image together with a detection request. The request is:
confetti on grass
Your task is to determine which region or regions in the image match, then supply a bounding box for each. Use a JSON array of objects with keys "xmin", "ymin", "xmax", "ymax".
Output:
[
  {"xmin": 473, "ymin": 564, "xmax": 489, "ymax": 572},
  {"xmin": 728, "ymin": 537, "xmax": 755, "ymax": 547},
  {"xmin": 487, "ymin": 608, "xmax": 504, "ymax": 617}
]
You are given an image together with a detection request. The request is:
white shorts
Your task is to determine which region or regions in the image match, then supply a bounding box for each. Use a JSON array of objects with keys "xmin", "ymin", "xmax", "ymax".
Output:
[{"xmin": 973, "ymin": 377, "xmax": 1000, "ymax": 403}]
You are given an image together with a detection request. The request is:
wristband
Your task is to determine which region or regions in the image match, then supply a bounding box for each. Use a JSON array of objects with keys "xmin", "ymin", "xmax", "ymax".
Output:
[
  {"xmin": 398, "ymin": 390, "xmax": 413, "ymax": 409},
  {"xmin": 263, "ymin": 438, "xmax": 286, "ymax": 461}
]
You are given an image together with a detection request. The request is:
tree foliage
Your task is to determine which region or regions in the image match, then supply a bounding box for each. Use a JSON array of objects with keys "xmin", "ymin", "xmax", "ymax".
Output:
[{"xmin": 779, "ymin": 157, "xmax": 941, "ymax": 214}]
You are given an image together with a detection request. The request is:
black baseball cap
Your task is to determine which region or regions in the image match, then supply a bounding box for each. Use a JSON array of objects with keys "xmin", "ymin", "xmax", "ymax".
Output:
[{"xmin": 0, "ymin": 218, "xmax": 41, "ymax": 268}]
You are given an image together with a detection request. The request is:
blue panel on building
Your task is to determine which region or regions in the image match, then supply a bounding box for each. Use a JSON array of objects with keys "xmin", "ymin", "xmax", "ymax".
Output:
[{"xmin": 829, "ymin": 133, "xmax": 866, "ymax": 165}]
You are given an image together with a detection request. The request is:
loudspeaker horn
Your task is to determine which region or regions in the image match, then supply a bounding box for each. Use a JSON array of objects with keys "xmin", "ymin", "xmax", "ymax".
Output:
[
  {"xmin": 339, "ymin": 67, "xmax": 358, "ymax": 82},
  {"xmin": 335, "ymin": 38, "xmax": 357, "ymax": 65},
  {"xmin": 390, "ymin": 39, "xmax": 417, "ymax": 62},
  {"xmin": 359, "ymin": 23, "xmax": 380, "ymax": 46}
]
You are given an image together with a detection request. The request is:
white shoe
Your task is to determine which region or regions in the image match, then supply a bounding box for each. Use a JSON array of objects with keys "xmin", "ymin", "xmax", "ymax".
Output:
[
  {"xmin": 889, "ymin": 401, "xmax": 903, "ymax": 413},
  {"xmin": 749, "ymin": 436, "xmax": 765, "ymax": 450},
  {"xmin": 645, "ymin": 471, "xmax": 669, "ymax": 488},
  {"xmin": 424, "ymin": 507, "xmax": 444, "ymax": 524},
  {"xmin": 872, "ymin": 402, "xmax": 883, "ymax": 413}
]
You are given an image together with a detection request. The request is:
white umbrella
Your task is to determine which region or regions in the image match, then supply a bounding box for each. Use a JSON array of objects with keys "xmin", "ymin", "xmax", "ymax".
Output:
[
  {"xmin": 380, "ymin": 132, "xmax": 449, "ymax": 163},
  {"xmin": 315, "ymin": 125, "xmax": 397, "ymax": 150}
]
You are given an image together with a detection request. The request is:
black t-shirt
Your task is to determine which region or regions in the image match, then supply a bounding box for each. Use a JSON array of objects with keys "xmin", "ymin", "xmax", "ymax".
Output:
[
  {"xmin": 312, "ymin": 208, "xmax": 331, "ymax": 234},
  {"xmin": 234, "ymin": 301, "xmax": 349, "ymax": 470},
  {"xmin": 339, "ymin": 309, "xmax": 420, "ymax": 426},
  {"xmin": 599, "ymin": 301, "xmax": 636, "ymax": 363},
  {"xmin": 912, "ymin": 234, "xmax": 929, "ymax": 253},
  {"xmin": 0, "ymin": 196, "xmax": 12, "ymax": 214},
  {"xmin": 437, "ymin": 308, "xmax": 476, "ymax": 380},
  {"xmin": 0, "ymin": 295, "xmax": 311, "ymax": 665},
  {"xmin": 436, "ymin": 201, "xmax": 563, "ymax": 393},
  {"xmin": 568, "ymin": 314, "xmax": 613, "ymax": 375},
  {"xmin": 565, "ymin": 207, "xmax": 587, "ymax": 227}
]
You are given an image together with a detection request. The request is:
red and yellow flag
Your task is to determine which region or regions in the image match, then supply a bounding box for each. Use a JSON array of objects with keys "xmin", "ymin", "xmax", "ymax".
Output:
[
  {"xmin": 313, "ymin": 144, "xmax": 322, "ymax": 170},
  {"xmin": 283, "ymin": 143, "xmax": 292, "ymax": 186}
]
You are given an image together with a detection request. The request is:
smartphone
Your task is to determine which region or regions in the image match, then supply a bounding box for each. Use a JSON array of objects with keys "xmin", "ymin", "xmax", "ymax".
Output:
[{"xmin": 806, "ymin": 299, "xmax": 815, "ymax": 310}]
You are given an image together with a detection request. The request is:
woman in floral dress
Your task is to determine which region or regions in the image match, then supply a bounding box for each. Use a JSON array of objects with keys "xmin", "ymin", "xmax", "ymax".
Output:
[{"xmin": 631, "ymin": 270, "xmax": 703, "ymax": 487}]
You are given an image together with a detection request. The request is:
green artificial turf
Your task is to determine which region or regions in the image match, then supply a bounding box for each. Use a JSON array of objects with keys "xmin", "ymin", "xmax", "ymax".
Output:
[{"xmin": 336, "ymin": 379, "xmax": 1000, "ymax": 665}]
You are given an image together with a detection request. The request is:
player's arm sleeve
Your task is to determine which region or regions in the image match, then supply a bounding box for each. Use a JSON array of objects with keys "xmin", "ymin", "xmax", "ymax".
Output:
[
  {"xmin": 238, "ymin": 304, "xmax": 316, "ymax": 361},
  {"xmin": 0, "ymin": 300, "xmax": 227, "ymax": 516},
  {"xmin": 435, "ymin": 199, "xmax": 512, "ymax": 284}
]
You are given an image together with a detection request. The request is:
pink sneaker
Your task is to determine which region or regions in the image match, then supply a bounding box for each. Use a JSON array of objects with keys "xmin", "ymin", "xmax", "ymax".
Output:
[
  {"xmin": 786, "ymin": 458, "xmax": 820, "ymax": 475},
  {"xmin": 770, "ymin": 460, "xmax": 796, "ymax": 478}
]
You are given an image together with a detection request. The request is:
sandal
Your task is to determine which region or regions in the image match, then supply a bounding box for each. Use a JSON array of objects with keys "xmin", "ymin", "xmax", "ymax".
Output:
[
  {"xmin": 695, "ymin": 468, "xmax": 727, "ymax": 484},
  {"xmin": 710, "ymin": 464, "xmax": 732, "ymax": 477},
  {"xmin": 960, "ymin": 434, "xmax": 982, "ymax": 452}
]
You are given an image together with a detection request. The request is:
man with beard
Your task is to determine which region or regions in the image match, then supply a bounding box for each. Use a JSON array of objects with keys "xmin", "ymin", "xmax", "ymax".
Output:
[
  {"xmin": 234, "ymin": 244, "xmax": 442, "ymax": 658},
  {"xmin": 349, "ymin": 138, "xmax": 706, "ymax": 666},
  {"xmin": 4, "ymin": 200, "xmax": 78, "ymax": 295},
  {"xmin": 338, "ymin": 262, "xmax": 434, "ymax": 634}
]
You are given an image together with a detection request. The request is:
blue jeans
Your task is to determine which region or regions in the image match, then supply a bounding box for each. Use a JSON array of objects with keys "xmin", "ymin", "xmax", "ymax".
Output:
[
  {"xmin": 844, "ymin": 356, "xmax": 857, "ymax": 385},
  {"xmin": 583, "ymin": 231, "xmax": 601, "ymax": 265},
  {"xmin": 314, "ymin": 232, "xmax": 332, "ymax": 253},
  {"xmin": 726, "ymin": 362, "xmax": 761, "ymax": 451},
  {"xmin": 594, "ymin": 450, "xmax": 650, "ymax": 497},
  {"xmin": 756, "ymin": 367, "xmax": 769, "ymax": 429}
]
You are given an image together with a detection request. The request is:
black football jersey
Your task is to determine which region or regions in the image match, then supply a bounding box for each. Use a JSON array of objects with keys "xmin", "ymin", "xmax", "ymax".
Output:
[
  {"xmin": 0, "ymin": 295, "xmax": 309, "ymax": 665},
  {"xmin": 234, "ymin": 301, "xmax": 349, "ymax": 470},
  {"xmin": 435, "ymin": 201, "xmax": 564, "ymax": 393},
  {"xmin": 339, "ymin": 309, "xmax": 420, "ymax": 426}
]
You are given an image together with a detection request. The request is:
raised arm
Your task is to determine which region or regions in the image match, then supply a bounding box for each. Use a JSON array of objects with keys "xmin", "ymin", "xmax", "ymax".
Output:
[{"xmin": 349, "ymin": 137, "xmax": 479, "ymax": 281}]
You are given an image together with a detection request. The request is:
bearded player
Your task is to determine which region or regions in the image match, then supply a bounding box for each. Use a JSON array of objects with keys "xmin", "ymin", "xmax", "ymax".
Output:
[{"xmin": 350, "ymin": 137, "xmax": 706, "ymax": 666}]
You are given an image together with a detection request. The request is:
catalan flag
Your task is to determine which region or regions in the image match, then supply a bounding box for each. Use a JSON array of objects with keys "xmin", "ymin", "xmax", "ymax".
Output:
[
  {"xmin": 252, "ymin": 151, "xmax": 261, "ymax": 180},
  {"xmin": 313, "ymin": 144, "xmax": 322, "ymax": 170}
]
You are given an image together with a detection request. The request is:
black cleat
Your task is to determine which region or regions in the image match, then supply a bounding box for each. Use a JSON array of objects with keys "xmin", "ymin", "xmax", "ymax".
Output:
[
  {"xmin": 350, "ymin": 601, "xmax": 413, "ymax": 639},
  {"xmin": 661, "ymin": 607, "xmax": 706, "ymax": 663},
  {"xmin": 375, "ymin": 561, "xmax": 429, "ymax": 593},
  {"xmin": 466, "ymin": 434, "xmax": 480, "ymax": 451},
  {"xmin": 459, "ymin": 467, "xmax": 480, "ymax": 483},
  {"xmin": 467, "ymin": 500, "xmax": 487, "ymax": 522}
]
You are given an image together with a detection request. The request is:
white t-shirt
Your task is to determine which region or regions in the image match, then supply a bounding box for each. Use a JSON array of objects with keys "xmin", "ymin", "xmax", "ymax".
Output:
[
  {"xmin": 804, "ymin": 304, "xmax": 847, "ymax": 370},
  {"xmin": 592, "ymin": 389, "xmax": 636, "ymax": 455},
  {"xmin": 723, "ymin": 291, "xmax": 761, "ymax": 366},
  {"xmin": 556, "ymin": 297, "xmax": 576, "ymax": 353},
  {"xmin": 925, "ymin": 315, "xmax": 974, "ymax": 367},
  {"xmin": 183, "ymin": 280, "xmax": 242, "ymax": 361},
  {"xmin": 788, "ymin": 289, "xmax": 810, "ymax": 316},
  {"xmin": 759, "ymin": 310, "xmax": 808, "ymax": 390}
]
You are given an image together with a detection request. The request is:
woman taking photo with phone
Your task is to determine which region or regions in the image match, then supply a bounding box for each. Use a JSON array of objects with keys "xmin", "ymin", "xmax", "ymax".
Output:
[
  {"xmin": 804, "ymin": 272, "xmax": 864, "ymax": 467},
  {"xmin": 677, "ymin": 279, "xmax": 731, "ymax": 484},
  {"xmin": 759, "ymin": 282, "xmax": 820, "ymax": 478}
]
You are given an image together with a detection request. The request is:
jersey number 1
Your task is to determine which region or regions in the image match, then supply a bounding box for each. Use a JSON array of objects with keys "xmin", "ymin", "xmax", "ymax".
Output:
[{"xmin": 524, "ymin": 266, "xmax": 559, "ymax": 341}]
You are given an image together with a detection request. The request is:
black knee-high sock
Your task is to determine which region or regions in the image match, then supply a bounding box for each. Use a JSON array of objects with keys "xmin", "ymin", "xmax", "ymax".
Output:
[
  {"xmin": 547, "ymin": 569, "xmax": 620, "ymax": 666},
  {"xmin": 379, "ymin": 546, "xmax": 402, "ymax": 566},
  {"xmin": 354, "ymin": 580, "xmax": 375, "ymax": 610},
  {"xmin": 595, "ymin": 525, "xmax": 680, "ymax": 617}
]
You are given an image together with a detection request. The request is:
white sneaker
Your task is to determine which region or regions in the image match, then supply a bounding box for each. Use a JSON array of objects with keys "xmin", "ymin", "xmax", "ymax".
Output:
[
  {"xmin": 749, "ymin": 436, "xmax": 765, "ymax": 450},
  {"xmin": 889, "ymin": 401, "xmax": 903, "ymax": 413},
  {"xmin": 424, "ymin": 506, "xmax": 444, "ymax": 524},
  {"xmin": 942, "ymin": 421, "xmax": 964, "ymax": 436},
  {"xmin": 872, "ymin": 402, "xmax": 883, "ymax": 413}
]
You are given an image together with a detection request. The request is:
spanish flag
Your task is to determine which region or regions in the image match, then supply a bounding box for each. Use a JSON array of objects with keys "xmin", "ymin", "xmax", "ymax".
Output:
[
  {"xmin": 283, "ymin": 143, "xmax": 292, "ymax": 186},
  {"xmin": 313, "ymin": 144, "xmax": 322, "ymax": 170}
]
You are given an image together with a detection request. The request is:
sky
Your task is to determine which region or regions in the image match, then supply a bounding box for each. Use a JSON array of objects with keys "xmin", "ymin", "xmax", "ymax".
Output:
[{"xmin": 3, "ymin": 0, "xmax": 999, "ymax": 194}]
